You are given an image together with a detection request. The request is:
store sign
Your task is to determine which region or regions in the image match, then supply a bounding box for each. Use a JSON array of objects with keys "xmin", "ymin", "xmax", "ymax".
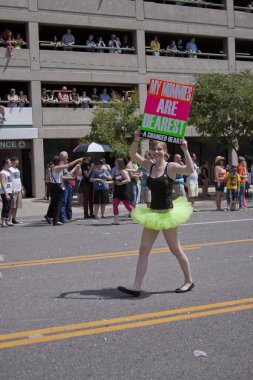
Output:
[
  {"xmin": 141, "ymin": 78, "xmax": 194, "ymax": 144},
  {"xmin": 0, "ymin": 140, "xmax": 30, "ymax": 149}
]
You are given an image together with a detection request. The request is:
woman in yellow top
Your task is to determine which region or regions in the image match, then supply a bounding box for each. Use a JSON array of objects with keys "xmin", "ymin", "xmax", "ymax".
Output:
[
  {"xmin": 225, "ymin": 166, "xmax": 240, "ymax": 211},
  {"xmin": 150, "ymin": 36, "xmax": 161, "ymax": 56},
  {"xmin": 214, "ymin": 156, "xmax": 226, "ymax": 211},
  {"xmin": 13, "ymin": 34, "xmax": 24, "ymax": 49}
]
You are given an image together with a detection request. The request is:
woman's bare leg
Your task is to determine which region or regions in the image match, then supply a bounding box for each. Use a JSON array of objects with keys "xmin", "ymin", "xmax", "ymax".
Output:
[
  {"xmin": 162, "ymin": 227, "xmax": 193, "ymax": 288},
  {"xmin": 101, "ymin": 204, "xmax": 105, "ymax": 217},
  {"xmin": 94, "ymin": 204, "xmax": 99, "ymax": 218},
  {"xmin": 130, "ymin": 228, "xmax": 159, "ymax": 291}
]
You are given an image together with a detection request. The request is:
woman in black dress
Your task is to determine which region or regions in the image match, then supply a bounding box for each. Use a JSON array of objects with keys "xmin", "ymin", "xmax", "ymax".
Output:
[{"xmin": 112, "ymin": 158, "xmax": 133, "ymax": 225}]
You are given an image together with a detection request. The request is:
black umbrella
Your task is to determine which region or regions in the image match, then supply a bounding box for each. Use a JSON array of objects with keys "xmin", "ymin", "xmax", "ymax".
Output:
[{"xmin": 73, "ymin": 142, "xmax": 113, "ymax": 153}]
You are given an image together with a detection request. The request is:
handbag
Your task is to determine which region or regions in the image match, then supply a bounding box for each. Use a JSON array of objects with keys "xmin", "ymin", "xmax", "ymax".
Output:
[{"xmin": 51, "ymin": 169, "xmax": 65, "ymax": 193}]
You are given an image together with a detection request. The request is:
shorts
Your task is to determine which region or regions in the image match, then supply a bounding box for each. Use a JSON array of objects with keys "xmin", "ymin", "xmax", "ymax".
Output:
[
  {"xmin": 10, "ymin": 191, "xmax": 22, "ymax": 208},
  {"xmin": 141, "ymin": 188, "xmax": 151, "ymax": 204},
  {"xmin": 186, "ymin": 183, "xmax": 198, "ymax": 197},
  {"xmin": 226, "ymin": 188, "xmax": 238, "ymax": 202},
  {"xmin": 93, "ymin": 189, "xmax": 109, "ymax": 205},
  {"xmin": 215, "ymin": 182, "xmax": 225, "ymax": 192},
  {"xmin": 174, "ymin": 183, "xmax": 186, "ymax": 198}
]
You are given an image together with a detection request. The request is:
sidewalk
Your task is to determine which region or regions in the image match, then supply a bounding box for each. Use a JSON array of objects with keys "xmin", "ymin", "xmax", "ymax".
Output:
[{"xmin": 17, "ymin": 187, "xmax": 253, "ymax": 219}]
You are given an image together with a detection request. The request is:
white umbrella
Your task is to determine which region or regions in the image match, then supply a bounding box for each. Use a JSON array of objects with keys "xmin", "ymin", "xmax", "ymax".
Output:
[{"xmin": 73, "ymin": 142, "xmax": 113, "ymax": 153}]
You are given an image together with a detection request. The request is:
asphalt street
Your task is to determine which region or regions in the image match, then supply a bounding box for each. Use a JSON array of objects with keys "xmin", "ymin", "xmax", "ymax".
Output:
[{"xmin": 0, "ymin": 197, "xmax": 253, "ymax": 380}]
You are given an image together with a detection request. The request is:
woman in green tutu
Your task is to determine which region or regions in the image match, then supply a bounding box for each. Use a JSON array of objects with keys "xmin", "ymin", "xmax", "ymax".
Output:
[{"xmin": 118, "ymin": 129, "xmax": 195, "ymax": 297}]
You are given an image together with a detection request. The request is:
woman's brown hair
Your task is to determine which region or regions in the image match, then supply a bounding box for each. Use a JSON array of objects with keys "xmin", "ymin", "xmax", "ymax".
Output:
[{"xmin": 150, "ymin": 140, "xmax": 168, "ymax": 152}]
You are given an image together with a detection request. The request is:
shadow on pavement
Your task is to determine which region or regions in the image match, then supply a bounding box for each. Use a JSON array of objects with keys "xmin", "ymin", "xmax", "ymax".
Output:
[{"xmin": 57, "ymin": 288, "xmax": 175, "ymax": 300}]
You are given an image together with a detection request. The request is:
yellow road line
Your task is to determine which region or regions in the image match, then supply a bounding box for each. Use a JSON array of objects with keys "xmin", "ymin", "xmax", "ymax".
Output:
[
  {"xmin": 0, "ymin": 299, "xmax": 252, "ymax": 349},
  {"xmin": 1, "ymin": 238, "xmax": 253, "ymax": 270},
  {"xmin": 0, "ymin": 246, "xmax": 200, "ymax": 269},
  {"xmin": 1, "ymin": 297, "xmax": 252, "ymax": 341}
]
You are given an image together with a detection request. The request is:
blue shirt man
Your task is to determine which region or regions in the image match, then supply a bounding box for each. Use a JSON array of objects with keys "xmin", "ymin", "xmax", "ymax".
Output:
[{"xmin": 186, "ymin": 37, "xmax": 199, "ymax": 53}]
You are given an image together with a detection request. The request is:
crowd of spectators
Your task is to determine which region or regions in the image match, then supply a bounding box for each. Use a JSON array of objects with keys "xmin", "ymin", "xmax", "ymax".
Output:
[
  {"xmin": 41, "ymin": 86, "xmax": 132, "ymax": 108},
  {"xmin": 0, "ymin": 28, "xmax": 26, "ymax": 56},
  {"xmin": 0, "ymin": 88, "xmax": 29, "ymax": 107},
  {"xmin": 149, "ymin": 36, "xmax": 201, "ymax": 57},
  {"xmin": 45, "ymin": 29, "xmax": 133, "ymax": 54}
]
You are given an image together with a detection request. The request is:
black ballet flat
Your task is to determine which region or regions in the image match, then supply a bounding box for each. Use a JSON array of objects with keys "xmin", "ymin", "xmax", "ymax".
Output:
[
  {"xmin": 44, "ymin": 215, "xmax": 51, "ymax": 225},
  {"xmin": 175, "ymin": 282, "xmax": 195, "ymax": 293},
  {"xmin": 117, "ymin": 286, "xmax": 141, "ymax": 297}
]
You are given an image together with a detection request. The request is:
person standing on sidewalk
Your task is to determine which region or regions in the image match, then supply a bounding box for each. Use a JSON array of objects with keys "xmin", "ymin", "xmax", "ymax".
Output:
[
  {"xmin": 237, "ymin": 157, "xmax": 248, "ymax": 209},
  {"xmin": 173, "ymin": 154, "xmax": 186, "ymax": 199},
  {"xmin": 117, "ymin": 129, "xmax": 194, "ymax": 297},
  {"xmin": 45, "ymin": 155, "xmax": 82, "ymax": 226},
  {"xmin": 0, "ymin": 158, "xmax": 13, "ymax": 227},
  {"xmin": 59, "ymin": 151, "xmax": 77, "ymax": 223},
  {"xmin": 186, "ymin": 153, "xmax": 199, "ymax": 211},
  {"xmin": 214, "ymin": 156, "xmax": 226, "ymax": 211},
  {"xmin": 9, "ymin": 156, "xmax": 23, "ymax": 224},
  {"xmin": 225, "ymin": 166, "xmax": 240, "ymax": 211},
  {"xmin": 79, "ymin": 154, "xmax": 95, "ymax": 219}
]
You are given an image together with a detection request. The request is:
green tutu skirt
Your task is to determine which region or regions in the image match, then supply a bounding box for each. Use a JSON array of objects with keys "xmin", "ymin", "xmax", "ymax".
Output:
[{"xmin": 131, "ymin": 197, "xmax": 193, "ymax": 231}]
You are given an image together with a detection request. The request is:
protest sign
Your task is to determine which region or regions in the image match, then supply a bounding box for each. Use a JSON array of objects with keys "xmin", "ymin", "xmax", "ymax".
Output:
[{"xmin": 141, "ymin": 78, "xmax": 194, "ymax": 144}]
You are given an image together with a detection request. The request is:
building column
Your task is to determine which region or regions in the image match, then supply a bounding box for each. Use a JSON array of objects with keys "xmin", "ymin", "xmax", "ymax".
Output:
[
  {"xmin": 227, "ymin": 36, "xmax": 236, "ymax": 73},
  {"xmin": 31, "ymin": 138, "xmax": 45, "ymax": 198},
  {"xmin": 28, "ymin": 0, "xmax": 38, "ymax": 11},
  {"xmin": 228, "ymin": 148, "xmax": 238, "ymax": 166},
  {"xmin": 136, "ymin": 29, "xmax": 146, "ymax": 75},
  {"xmin": 135, "ymin": 0, "xmax": 144, "ymax": 20},
  {"xmin": 28, "ymin": 21, "xmax": 40, "ymax": 71}
]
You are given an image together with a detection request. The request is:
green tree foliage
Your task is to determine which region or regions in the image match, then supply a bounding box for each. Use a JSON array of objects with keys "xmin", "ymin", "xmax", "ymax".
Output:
[
  {"xmin": 189, "ymin": 71, "xmax": 253, "ymax": 150},
  {"xmin": 81, "ymin": 91, "xmax": 141, "ymax": 157}
]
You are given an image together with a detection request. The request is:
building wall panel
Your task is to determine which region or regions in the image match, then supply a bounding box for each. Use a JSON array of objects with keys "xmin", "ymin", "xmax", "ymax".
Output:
[
  {"xmin": 42, "ymin": 108, "xmax": 93, "ymax": 126},
  {"xmin": 146, "ymin": 56, "xmax": 229, "ymax": 74},
  {"xmin": 0, "ymin": 49, "xmax": 30, "ymax": 69},
  {"xmin": 38, "ymin": 0, "xmax": 135, "ymax": 18},
  {"xmin": 144, "ymin": 3, "xmax": 227, "ymax": 26},
  {"xmin": 235, "ymin": 12, "xmax": 253, "ymax": 29},
  {"xmin": 40, "ymin": 50, "xmax": 139, "ymax": 72},
  {"xmin": 235, "ymin": 61, "xmax": 253, "ymax": 73},
  {"xmin": 0, "ymin": 0, "xmax": 28, "ymax": 9}
]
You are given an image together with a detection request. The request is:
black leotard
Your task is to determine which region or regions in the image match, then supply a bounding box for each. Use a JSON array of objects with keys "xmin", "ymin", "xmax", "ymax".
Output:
[{"xmin": 146, "ymin": 163, "xmax": 174, "ymax": 210}]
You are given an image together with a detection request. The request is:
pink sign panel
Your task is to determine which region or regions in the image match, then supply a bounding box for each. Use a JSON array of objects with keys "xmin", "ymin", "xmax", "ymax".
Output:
[{"xmin": 144, "ymin": 96, "xmax": 191, "ymax": 121}]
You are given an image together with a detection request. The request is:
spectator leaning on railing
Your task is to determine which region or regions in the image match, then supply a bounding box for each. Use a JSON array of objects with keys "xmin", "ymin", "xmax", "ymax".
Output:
[
  {"xmin": 99, "ymin": 88, "xmax": 111, "ymax": 108},
  {"xmin": 177, "ymin": 38, "xmax": 184, "ymax": 52},
  {"xmin": 57, "ymin": 86, "xmax": 69, "ymax": 108},
  {"xmin": 18, "ymin": 91, "xmax": 29, "ymax": 107},
  {"xmin": 96, "ymin": 37, "xmax": 106, "ymax": 53},
  {"xmin": 7, "ymin": 88, "xmax": 19, "ymax": 107},
  {"xmin": 108, "ymin": 34, "xmax": 121, "ymax": 53},
  {"xmin": 13, "ymin": 34, "xmax": 24, "ymax": 49},
  {"xmin": 80, "ymin": 91, "xmax": 91, "ymax": 109},
  {"xmin": 69, "ymin": 88, "xmax": 80, "ymax": 108},
  {"xmin": 186, "ymin": 37, "xmax": 200, "ymax": 58},
  {"xmin": 166, "ymin": 40, "xmax": 178, "ymax": 56},
  {"xmin": 150, "ymin": 35, "xmax": 161, "ymax": 56},
  {"xmin": 61, "ymin": 29, "xmax": 75, "ymax": 51},
  {"xmin": 86, "ymin": 34, "xmax": 96, "ymax": 52}
]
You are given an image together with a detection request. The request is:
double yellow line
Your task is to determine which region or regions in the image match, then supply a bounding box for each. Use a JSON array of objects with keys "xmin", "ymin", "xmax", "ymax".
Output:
[
  {"xmin": 1, "ymin": 238, "xmax": 253, "ymax": 270},
  {"xmin": 0, "ymin": 298, "xmax": 252, "ymax": 349}
]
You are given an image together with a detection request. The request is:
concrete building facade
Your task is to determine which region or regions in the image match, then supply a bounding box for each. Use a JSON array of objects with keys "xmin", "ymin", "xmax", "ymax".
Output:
[{"xmin": 0, "ymin": 0, "xmax": 252, "ymax": 197}]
